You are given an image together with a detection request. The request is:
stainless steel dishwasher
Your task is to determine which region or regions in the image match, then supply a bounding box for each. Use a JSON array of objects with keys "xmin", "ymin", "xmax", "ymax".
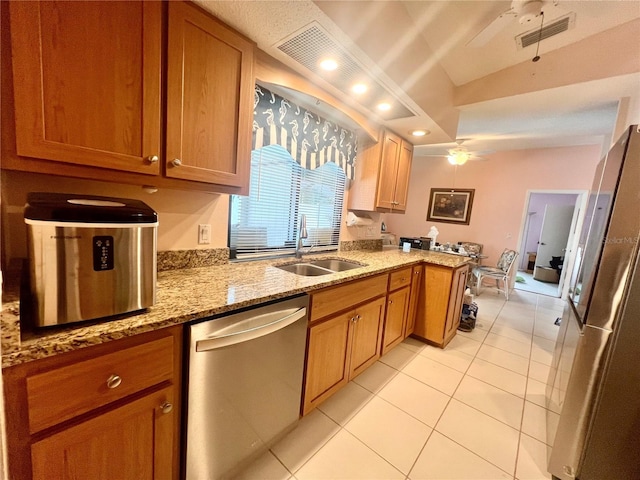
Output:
[{"xmin": 184, "ymin": 294, "xmax": 308, "ymax": 479}]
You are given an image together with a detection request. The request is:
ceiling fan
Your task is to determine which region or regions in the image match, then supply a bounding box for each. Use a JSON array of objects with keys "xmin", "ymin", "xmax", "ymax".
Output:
[
  {"xmin": 468, "ymin": 0, "xmax": 558, "ymax": 47},
  {"xmin": 416, "ymin": 140, "xmax": 491, "ymax": 166}
]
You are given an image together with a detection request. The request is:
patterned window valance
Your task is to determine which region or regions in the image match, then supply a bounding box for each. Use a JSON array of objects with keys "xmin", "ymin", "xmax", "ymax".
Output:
[{"xmin": 253, "ymin": 85, "xmax": 357, "ymax": 180}]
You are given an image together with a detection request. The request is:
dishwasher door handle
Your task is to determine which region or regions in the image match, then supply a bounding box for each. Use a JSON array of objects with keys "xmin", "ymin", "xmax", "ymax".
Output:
[{"xmin": 195, "ymin": 307, "xmax": 307, "ymax": 352}]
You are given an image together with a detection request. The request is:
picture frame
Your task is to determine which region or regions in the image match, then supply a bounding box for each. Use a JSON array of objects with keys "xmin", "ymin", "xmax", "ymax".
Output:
[{"xmin": 426, "ymin": 188, "xmax": 475, "ymax": 225}]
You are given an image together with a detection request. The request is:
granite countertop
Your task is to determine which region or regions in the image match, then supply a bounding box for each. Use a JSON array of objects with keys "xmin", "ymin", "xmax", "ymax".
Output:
[{"xmin": 1, "ymin": 249, "xmax": 470, "ymax": 368}]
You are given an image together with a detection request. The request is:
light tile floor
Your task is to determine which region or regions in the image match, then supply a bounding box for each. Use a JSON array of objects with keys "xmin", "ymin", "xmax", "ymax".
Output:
[
  {"xmin": 235, "ymin": 289, "xmax": 564, "ymax": 480},
  {"xmin": 513, "ymin": 271, "xmax": 559, "ymax": 297}
]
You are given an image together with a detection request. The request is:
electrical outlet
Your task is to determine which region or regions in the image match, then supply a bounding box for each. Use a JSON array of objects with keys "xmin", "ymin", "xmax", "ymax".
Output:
[
  {"xmin": 198, "ymin": 224, "xmax": 211, "ymax": 244},
  {"xmin": 365, "ymin": 226, "xmax": 375, "ymax": 238},
  {"xmin": 506, "ymin": 232, "xmax": 512, "ymax": 239}
]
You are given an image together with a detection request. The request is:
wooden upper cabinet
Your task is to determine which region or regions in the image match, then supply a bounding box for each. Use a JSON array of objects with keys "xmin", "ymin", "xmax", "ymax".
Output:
[
  {"xmin": 376, "ymin": 133, "xmax": 402, "ymax": 210},
  {"xmin": 166, "ymin": 1, "xmax": 253, "ymax": 187},
  {"xmin": 394, "ymin": 140, "xmax": 414, "ymax": 211},
  {"xmin": 348, "ymin": 128, "xmax": 414, "ymax": 213},
  {"xmin": 9, "ymin": 1, "xmax": 162, "ymax": 175}
]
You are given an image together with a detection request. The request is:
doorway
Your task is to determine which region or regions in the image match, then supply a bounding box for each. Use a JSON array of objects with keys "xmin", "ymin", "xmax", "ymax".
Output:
[{"xmin": 515, "ymin": 191, "xmax": 587, "ymax": 298}]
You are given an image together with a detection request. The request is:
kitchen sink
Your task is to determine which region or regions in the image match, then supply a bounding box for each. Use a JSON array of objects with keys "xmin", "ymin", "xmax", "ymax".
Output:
[
  {"xmin": 276, "ymin": 263, "xmax": 334, "ymax": 276},
  {"xmin": 307, "ymin": 259, "xmax": 363, "ymax": 272},
  {"xmin": 276, "ymin": 258, "xmax": 365, "ymax": 276}
]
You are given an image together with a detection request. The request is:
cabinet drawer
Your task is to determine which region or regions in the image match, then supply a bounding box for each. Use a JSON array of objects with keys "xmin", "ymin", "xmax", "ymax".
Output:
[
  {"xmin": 310, "ymin": 274, "xmax": 388, "ymax": 321},
  {"xmin": 26, "ymin": 335, "xmax": 174, "ymax": 434},
  {"xmin": 389, "ymin": 267, "xmax": 412, "ymax": 291}
]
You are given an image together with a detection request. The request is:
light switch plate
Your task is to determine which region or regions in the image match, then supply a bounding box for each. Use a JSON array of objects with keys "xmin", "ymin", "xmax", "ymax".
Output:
[{"xmin": 198, "ymin": 224, "xmax": 211, "ymax": 244}]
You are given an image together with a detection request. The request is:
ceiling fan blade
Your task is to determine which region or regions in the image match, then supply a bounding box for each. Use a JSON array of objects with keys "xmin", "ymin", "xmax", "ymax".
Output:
[{"xmin": 467, "ymin": 9, "xmax": 516, "ymax": 47}]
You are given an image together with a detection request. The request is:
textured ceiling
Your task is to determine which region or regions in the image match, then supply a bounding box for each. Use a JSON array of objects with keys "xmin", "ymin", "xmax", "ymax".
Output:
[{"xmin": 197, "ymin": 0, "xmax": 640, "ymax": 156}]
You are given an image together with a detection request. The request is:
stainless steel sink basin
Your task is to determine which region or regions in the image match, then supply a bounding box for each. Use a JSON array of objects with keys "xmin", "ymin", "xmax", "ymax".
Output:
[
  {"xmin": 308, "ymin": 259, "xmax": 363, "ymax": 272},
  {"xmin": 276, "ymin": 263, "xmax": 334, "ymax": 276},
  {"xmin": 275, "ymin": 258, "xmax": 365, "ymax": 276}
]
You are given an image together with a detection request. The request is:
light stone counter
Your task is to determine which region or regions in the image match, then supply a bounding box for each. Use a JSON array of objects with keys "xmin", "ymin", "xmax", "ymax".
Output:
[{"xmin": 1, "ymin": 249, "xmax": 469, "ymax": 368}]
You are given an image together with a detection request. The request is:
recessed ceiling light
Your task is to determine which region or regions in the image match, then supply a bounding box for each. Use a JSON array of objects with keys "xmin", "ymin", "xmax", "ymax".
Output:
[
  {"xmin": 319, "ymin": 58, "xmax": 338, "ymax": 71},
  {"xmin": 377, "ymin": 102, "xmax": 391, "ymax": 112},
  {"xmin": 411, "ymin": 130, "xmax": 430, "ymax": 137},
  {"xmin": 352, "ymin": 83, "xmax": 368, "ymax": 94}
]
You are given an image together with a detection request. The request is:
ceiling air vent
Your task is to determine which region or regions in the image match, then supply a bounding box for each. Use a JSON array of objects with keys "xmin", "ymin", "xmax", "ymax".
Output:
[
  {"xmin": 516, "ymin": 12, "xmax": 576, "ymax": 49},
  {"xmin": 276, "ymin": 23, "xmax": 416, "ymax": 120}
]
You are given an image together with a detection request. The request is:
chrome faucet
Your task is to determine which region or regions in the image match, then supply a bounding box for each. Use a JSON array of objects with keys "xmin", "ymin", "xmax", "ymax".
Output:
[{"xmin": 295, "ymin": 214, "xmax": 308, "ymax": 259}]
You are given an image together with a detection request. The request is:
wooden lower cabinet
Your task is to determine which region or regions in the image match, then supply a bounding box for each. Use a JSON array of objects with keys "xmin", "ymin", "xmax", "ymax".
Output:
[
  {"xmin": 381, "ymin": 286, "xmax": 410, "ymax": 354},
  {"xmin": 31, "ymin": 386, "xmax": 174, "ymax": 480},
  {"xmin": 404, "ymin": 265, "xmax": 424, "ymax": 337},
  {"xmin": 3, "ymin": 326, "xmax": 182, "ymax": 480},
  {"xmin": 348, "ymin": 297, "xmax": 386, "ymax": 378},
  {"xmin": 303, "ymin": 275, "xmax": 387, "ymax": 415},
  {"xmin": 413, "ymin": 264, "xmax": 469, "ymax": 348},
  {"xmin": 303, "ymin": 311, "xmax": 352, "ymax": 413}
]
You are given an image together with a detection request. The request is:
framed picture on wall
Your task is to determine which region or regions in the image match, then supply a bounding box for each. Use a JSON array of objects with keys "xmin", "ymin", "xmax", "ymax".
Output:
[{"xmin": 426, "ymin": 188, "xmax": 475, "ymax": 225}]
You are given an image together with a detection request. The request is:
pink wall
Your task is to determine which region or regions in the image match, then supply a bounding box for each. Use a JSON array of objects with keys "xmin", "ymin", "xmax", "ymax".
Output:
[{"xmin": 382, "ymin": 144, "xmax": 602, "ymax": 266}]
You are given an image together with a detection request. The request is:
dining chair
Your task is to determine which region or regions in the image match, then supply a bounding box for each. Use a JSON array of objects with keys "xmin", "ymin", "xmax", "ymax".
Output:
[{"xmin": 471, "ymin": 249, "xmax": 519, "ymax": 300}]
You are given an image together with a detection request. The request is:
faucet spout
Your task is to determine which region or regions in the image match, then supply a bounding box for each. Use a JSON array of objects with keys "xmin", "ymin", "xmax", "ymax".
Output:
[{"xmin": 296, "ymin": 214, "xmax": 308, "ymax": 259}]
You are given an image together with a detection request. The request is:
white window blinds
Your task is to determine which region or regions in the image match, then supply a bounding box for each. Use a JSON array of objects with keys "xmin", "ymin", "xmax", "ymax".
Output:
[{"xmin": 229, "ymin": 144, "xmax": 346, "ymax": 259}]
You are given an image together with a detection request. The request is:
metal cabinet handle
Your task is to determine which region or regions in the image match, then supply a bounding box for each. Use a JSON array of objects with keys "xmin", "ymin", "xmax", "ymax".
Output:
[
  {"xmin": 146, "ymin": 155, "xmax": 159, "ymax": 163},
  {"xmin": 389, "ymin": 300, "xmax": 393, "ymax": 305},
  {"xmin": 106, "ymin": 374, "xmax": 122, "ymax": 389},
  {"xmin": 160, "ymin": 401, "xmax": 173, "ymax": 414},
  {"xmin": 414, "ymin": 271, "xmax": 420, "ymax": 275},
  {"xmin": 171, "ymin": 158, "xmax": 182, "ymax": 167}
]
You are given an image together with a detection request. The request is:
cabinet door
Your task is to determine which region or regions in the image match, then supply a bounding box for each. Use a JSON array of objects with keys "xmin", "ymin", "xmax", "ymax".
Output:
[
  {"xmin": 9, "ymin": 1, "xmax": 162, "ymax": 175},
  {"xmin": 303, "ymin": 312, "xmax": 351, "ymax": 414},
  {"xmin": 166, "ymin": 1, "xmax": 253, "ymax": 187},
  {"xmin": 31, "ymin": 387, "xmax": 174, "ymax": 480},
  {"xmin": 382, "ymin": 287, "xmax": 410, "ymax": 355},
  {"xmin": 405, "ymin": 265, "xmax": 423, "ymax": 337},
  {"xmin": 392, "ymin": 140, "xmax": 414, "ymax": 212},
  {"xmin": 444, "ymin": 267, "xmax": 468, "ymax": 344},
  {"xmin": 414, "ymin": 264, "xmax": 454, "ymax": 345},
  {"xmin": 349, "ymin": 297, "xmax": 386, "ymax": 379},
  {"xmin": 376, "ymin": 131, "xmax": 401, "ymax": 210}
]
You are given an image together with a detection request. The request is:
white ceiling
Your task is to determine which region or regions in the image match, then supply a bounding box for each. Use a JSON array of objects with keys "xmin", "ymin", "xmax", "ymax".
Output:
[{"xmin": 197, "ymin": 0, "xmax": 640, "ymax": 157}]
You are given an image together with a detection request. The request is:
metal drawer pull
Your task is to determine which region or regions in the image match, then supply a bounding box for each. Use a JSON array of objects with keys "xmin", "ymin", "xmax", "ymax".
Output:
[
  {"xmin": 161, "ymin": 401, "xmax": 173, "ymax": 414},
  {"xmin": 147, "ymin": 155, "xmax": 159, "ymax": 163},
  {"xmin": 106, "ymin": 374, "xmax": 122, "ymax": 389},
  {"xmin": 171, "ymin": 158, "xmax": 182, "ymax": 167}
]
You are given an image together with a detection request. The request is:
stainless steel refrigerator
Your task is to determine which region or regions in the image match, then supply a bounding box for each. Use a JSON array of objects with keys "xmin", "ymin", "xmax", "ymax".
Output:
[{"xmin": 546, "ymin": 124, "xmax": 640, "ymax": 480}]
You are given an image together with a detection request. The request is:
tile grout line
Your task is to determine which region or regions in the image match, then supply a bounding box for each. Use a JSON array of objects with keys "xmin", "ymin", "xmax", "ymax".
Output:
[{"xmin": 422, "ymin": 296, "xmax": 522, "ymax": 479}]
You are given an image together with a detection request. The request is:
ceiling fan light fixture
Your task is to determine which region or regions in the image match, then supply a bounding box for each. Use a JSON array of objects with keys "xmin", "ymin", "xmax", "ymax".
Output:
[{"xmin": 447, "ymin": 148, "xmax": 470, "ymax": 165}]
